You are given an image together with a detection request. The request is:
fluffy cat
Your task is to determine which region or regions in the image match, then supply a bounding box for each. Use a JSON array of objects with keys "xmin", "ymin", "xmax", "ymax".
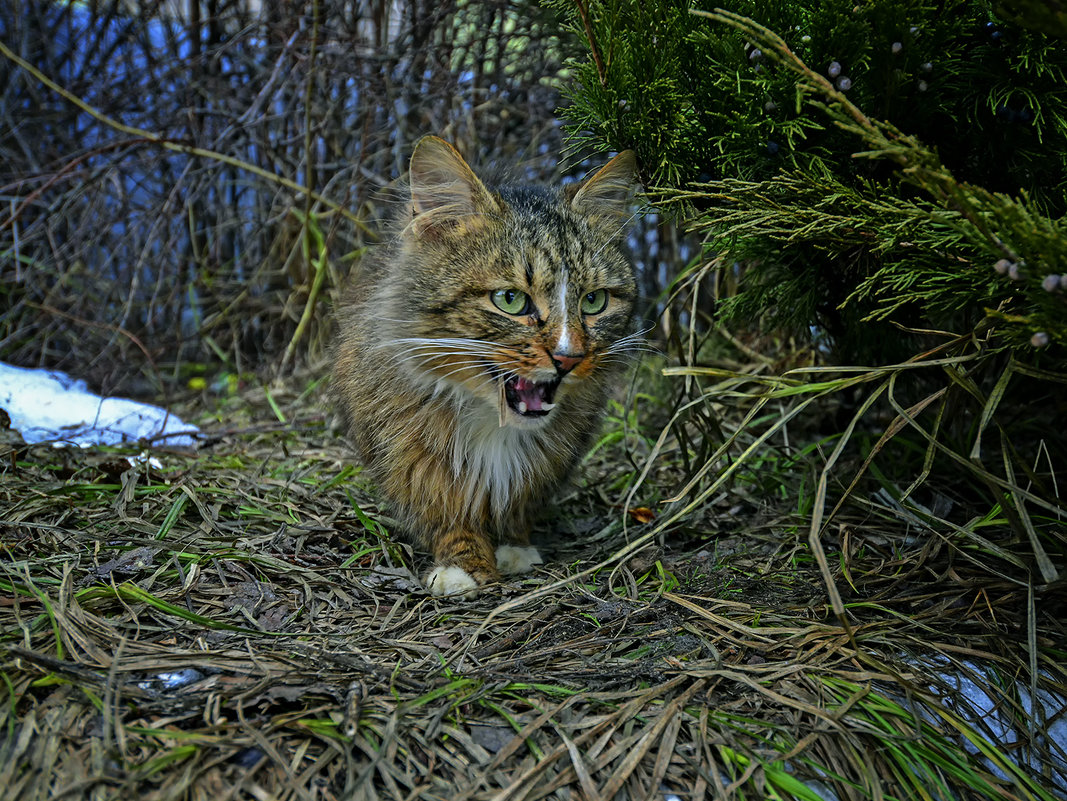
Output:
[{"xmin": 332, "ymin": 135, "xmax": 640, "ymax": 596}]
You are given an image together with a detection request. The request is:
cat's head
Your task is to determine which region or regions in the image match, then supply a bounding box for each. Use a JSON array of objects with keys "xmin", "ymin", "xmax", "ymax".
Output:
[{"xmin": 385, "ymin": 135, "xmax": 641, "ymax": 427}]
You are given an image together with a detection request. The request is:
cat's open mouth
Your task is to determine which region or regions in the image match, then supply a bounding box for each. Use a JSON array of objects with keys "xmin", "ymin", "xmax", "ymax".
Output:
[{"xmin": 503, "ymin": 376, "xmax": 559, "ymax": 417}]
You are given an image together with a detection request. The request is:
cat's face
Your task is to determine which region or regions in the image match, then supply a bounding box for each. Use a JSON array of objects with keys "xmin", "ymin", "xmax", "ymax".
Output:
[{"xmin": 384, "ymin": 137, "xmax": 640, "ymax": 427}]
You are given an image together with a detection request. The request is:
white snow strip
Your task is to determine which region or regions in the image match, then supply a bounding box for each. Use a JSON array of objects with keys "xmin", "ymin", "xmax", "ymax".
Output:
[
  {"xmin": 931, "ymin": 661, "xmax": 1067, "ymax": 792},
  {"xmin": 0, "ymin": 362, "xmax": 199, "ymax": 448}
]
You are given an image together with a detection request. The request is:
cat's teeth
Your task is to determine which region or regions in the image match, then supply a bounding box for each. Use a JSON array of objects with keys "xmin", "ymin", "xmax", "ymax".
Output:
[
  {"xmin": 541, "ymin": 402, "xmax": 556, "ymax": 411},
  {"xmin": 518, "ymin": 401, "xmax": 528, "ymax": 414}
]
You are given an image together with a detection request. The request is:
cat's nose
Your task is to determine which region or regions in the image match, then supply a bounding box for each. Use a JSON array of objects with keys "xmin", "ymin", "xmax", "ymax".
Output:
[{"xmin": 552, "ymin": 352, "xmax": 585, "ymax": 374}]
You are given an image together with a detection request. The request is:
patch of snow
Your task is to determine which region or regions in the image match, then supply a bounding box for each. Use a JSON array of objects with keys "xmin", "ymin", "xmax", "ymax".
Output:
[
  {"xmin": 932, "ymin": 661, "xmax": 1067, "ymax": 793},
  {"xmin": 0, "ymin": 362, "xmax": 198, "ymax": 449},
  {"xmin": 160, "ymin": 668, "xmax": 203, "ymax": 689},
  {"xmin": 137, "ymin": 668, "xmax": 204, "ymax": 692}
]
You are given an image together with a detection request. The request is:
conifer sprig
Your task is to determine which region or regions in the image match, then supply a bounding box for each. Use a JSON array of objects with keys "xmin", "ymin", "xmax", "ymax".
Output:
[
  {"xmin": 692, "ymin": 8, "xmax": 1067, "ymax": 351},
  {"xmin": 557, "ymin": 0, "xmax": 1066, "ymax": 616}
]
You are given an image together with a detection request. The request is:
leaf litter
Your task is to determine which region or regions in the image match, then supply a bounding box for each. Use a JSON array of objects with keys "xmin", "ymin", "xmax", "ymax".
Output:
[{"xmin": 0, "ymin": 367, "xmax": 1064, "ymax": 801}]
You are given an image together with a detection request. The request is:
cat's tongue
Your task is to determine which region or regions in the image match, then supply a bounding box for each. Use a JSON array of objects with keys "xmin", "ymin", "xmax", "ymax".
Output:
[
  {"xmin": 514, "ymin": 378, "xmax": 548, "ymax": 412},
  {"xmin": 506, "ymin": 376, "xmax": 558, "ymax": 416}
]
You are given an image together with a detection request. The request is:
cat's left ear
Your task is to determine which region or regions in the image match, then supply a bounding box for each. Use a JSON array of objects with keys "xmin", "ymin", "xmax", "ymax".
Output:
[
  {"xmin": 408, "ymin": 136, "xmax": 500, "ymax": 240},
  {"xmin": 568, "ymin": 150, "xmax": 638, "ymax": 228}
]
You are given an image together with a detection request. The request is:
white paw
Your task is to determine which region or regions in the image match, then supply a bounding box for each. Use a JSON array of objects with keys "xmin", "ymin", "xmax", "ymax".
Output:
[
  {"xmin": 495, "ymin": 545, "xmax": 543, "ymax": 575},
  {"xmin": 425, "ymin": 566, "xmax": 480, "ymax": 598}
]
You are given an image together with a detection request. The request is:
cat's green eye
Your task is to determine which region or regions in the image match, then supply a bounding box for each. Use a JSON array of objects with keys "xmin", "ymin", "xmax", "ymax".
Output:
[
  {"xmin": 580, "ymin": 289, "xmax": 609, "ymax": 315},
  {"xmin": 491, "ymin": 288, "xmax": 531, "ymax": 315}
]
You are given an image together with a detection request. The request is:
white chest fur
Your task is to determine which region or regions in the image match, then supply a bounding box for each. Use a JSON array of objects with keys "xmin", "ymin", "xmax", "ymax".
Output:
[{"xmin": 450, "ymin": 407, "xmax": 544, "ymax": 519}]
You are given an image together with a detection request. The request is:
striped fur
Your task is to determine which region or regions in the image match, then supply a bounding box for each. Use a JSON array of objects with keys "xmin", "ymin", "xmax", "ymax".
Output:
[{"xmin": 332, "ymin": 136, "xmax": 639, "ymax": 595}]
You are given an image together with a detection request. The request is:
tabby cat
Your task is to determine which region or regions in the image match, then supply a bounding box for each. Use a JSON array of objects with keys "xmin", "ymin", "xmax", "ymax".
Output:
[{"xmin": 332, "ymin": 136, "xmax": 640, "ymax": 596}]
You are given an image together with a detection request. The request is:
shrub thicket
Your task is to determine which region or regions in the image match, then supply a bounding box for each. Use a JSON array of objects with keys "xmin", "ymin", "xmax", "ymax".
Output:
[{"xmin": 553, "ymin": 0, "xmax": 1067, "ymax": 585}]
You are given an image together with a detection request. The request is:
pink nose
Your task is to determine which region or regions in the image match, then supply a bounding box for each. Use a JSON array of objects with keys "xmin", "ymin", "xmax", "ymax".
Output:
[{"xmin": 552, "ymin": 352, "xmax": 585, "ymax": 373}]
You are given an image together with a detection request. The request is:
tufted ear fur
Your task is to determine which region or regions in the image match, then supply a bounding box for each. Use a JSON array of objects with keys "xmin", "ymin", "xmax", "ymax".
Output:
[
  {"xmin": 568, "ymin": 150, "xmax": 638, "ymax": 228},
  {"xmin": 408, "ymin": 136, "xmax": 500, "ymax": 240}
]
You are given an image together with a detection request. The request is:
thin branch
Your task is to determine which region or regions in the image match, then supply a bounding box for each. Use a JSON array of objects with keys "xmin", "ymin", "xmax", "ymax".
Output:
[
  {"xmin": 575, "ymin": 0, "xmax": 608, "ymax": 86},
  {"xmin": 0, "ymin": 38, "xmax": 370, "ymax": 235}
]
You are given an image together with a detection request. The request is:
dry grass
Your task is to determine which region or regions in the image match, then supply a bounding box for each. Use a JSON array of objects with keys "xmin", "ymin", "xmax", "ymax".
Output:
[{"xmin": 2, "ymin": 363, "xmax": 1064, "ymax": 801}]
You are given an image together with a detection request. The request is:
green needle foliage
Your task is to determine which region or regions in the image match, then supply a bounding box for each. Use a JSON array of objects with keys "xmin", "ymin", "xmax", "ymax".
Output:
[
  {"xmin": 554, "ymin": 0, "xmax": 1067, "ymax": 355},
  {"xmin": 553, "ymin": 1, "xmax": 1066, "ymax": 602}
]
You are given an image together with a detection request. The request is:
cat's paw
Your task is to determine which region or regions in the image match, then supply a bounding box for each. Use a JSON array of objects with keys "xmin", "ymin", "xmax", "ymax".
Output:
[
  {"xmin": 425, "ymin": 565, "xmax": 480, "ymax": 598},
  {"xmin": 495, "ymin": 545, "xmax": 543, "ymax": 575}
]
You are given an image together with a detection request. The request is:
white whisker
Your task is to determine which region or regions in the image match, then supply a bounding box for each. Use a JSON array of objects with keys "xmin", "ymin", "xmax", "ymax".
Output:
[
  {"xmin": 389, "ymin": 345, "xmax": 509, "ymax": 360},
  {"xmin": 390, "ymin": 347, "xmax": 524, "ymax": 391},
  {"xmin": 603, "ymin": 325, "xmax": 659, "ymax": 357},
  {"xmin": 385, "ymin": 336, "xmax": 507, "ymax": 353},
  {"xmin": 437, "ymin": 362, "xmax": 496, "ymax": 381},
  {"xmin": 395, "ymin": 351, "xmax": 504, "ymax": 365},
  {"xmin": 404, "ymin": 356, "xmax": 485, "ymax": 371},
  {"xmin": 598, "ymin": 355, "xmax": 642, "ymax": 369},
  {"xmin": 604, "ymin": 341, "xmax": 660, "ymax": 356}
]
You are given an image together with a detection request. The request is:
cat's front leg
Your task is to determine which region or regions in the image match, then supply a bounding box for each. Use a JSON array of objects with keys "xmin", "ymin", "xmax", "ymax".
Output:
[
  {"xmin": 495, "ymin": 537, "xmax": 543, "ymax": 575},
  {"xmin": 425, "ymin": 528, "xmax": 499, "ymax": 598},
  {"xmin": 493, "ymin": 514, "xmax": 543, "ymax": 575}
]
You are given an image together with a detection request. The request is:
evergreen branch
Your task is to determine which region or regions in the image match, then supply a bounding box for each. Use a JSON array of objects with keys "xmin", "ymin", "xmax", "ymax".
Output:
[
  {"xmin": 684, "ymin": 7, "xmax": 1067, "ymax": 352},
  {"xmin": 574, "ymin": 0, "xmax": 608, "ymax": 86},
  {"xmin": 692, "ymin": 8, "xmax": 1016, "ymax": 262}
]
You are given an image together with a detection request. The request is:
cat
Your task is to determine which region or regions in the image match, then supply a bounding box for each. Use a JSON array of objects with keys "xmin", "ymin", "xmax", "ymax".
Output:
[{"xmin": 331, "ymin": 135, "xmax": 640, "ymax": 597}]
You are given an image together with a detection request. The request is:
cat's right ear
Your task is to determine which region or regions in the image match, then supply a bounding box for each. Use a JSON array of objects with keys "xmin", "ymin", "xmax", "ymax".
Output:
[
  {"xmin": 568, "ymin": 150, "xmax": 638, "ymax": 228},
  {"xmin": 408, "ymin": 136, "xmax": 500, "ymax": 240}
]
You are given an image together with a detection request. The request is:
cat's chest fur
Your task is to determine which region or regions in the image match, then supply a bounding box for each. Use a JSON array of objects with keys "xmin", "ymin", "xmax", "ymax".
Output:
[
  {"xmin": 410, "ymin": 373, "xmax": 586, "ymax": 520},
  {"xmin": 447, "ymin": 398, "xmax": 549, "ymax": 517}
]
